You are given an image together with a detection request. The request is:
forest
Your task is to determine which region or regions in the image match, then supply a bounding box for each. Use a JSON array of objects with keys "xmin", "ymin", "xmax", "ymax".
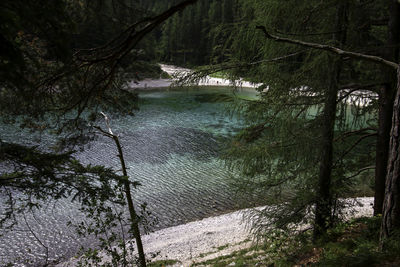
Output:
[{"xmin": 1, "ymin": 0, "xmax": 400, "ymax": 266}]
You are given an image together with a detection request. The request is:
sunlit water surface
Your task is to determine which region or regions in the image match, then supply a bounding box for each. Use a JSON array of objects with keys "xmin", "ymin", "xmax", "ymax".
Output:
[{"xmin": 0, "ymin": 87, "xmax": 257, "ymax": 266}]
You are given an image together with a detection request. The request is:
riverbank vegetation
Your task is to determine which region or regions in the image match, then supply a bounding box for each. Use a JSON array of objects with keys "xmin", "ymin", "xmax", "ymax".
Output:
[
  {"xmin": 193, "ymin": 216, "xmax": 400, "ymax": 266},
  {"xmin": 1, "ymin": 0, "xmax": 400, "ymax": 266},
  {"xmin": 158, "ymin": 0, "xmax": 400, "ymax": 256}
]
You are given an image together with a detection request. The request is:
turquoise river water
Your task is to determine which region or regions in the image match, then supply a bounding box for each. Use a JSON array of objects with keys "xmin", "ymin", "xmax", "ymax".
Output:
[{"xmin": 0, "ymin": 87, "xmax": 257, "ymax": 266}]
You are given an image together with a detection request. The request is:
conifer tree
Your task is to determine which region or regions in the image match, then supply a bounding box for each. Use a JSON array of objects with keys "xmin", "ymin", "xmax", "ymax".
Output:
[
  {"xmin": 221, "ymin": 0, "xmax": 384, "ymax": 239},
  {"xmin": 254, "ymin": 6, "xmax": 400, "ymax": 246}
]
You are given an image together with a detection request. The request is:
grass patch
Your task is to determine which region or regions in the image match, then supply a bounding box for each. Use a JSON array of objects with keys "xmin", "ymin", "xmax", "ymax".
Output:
[
  {"xmin": 197, "ymin": 244, "xmax": 231, "ymax": 259},
  {"xmin": 148, "ymin": 259, "xmax": 180, "ymax": 267},
  {"xmin": 193, "ymin": 245, "xmax": 272, "ymax": 266},
  {"xmin": 216, "ymin": 244, "xmax": 230, "ymax": 251}
]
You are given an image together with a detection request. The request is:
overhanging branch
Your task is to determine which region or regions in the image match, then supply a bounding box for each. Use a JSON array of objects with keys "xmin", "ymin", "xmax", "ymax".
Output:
[
  {"xmin": 176, "ymin": 50, "xmax": 308, "ymax": 86},
  {"xmin": 256, "ymin": 25, "xmax": 398, "ymax": 69}
]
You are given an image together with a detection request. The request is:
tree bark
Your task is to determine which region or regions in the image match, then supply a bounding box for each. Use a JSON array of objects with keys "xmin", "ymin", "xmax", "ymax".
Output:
[
  {"xmin": 374, "ymin": 84, "xmax": 395, "ymax": 215},
  {"xmin": 314, "ymin": 58, "xmax": 341, "ymax": 238},
  {"xmin": 374, "ymin": 0, "xmax": 400, "ymax": 215},
  {"xmin": 380, "ymin": 67, "xmax": 400, "ymax": 243}
]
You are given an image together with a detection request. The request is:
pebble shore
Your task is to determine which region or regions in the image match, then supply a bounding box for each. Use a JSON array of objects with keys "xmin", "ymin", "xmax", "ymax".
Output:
[{"xmin": 58, "ymin": 197, "xmax": 374, "ymax": 267}]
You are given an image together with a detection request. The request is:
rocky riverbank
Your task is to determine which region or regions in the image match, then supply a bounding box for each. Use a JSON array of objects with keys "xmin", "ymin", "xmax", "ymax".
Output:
[
  {"xmin": 127, "ymin": 64, "xmax": 262, "ymax": 89},
  {"xmin": 58, "ymin": 197, "xmax": 374, "ymax": 267}
]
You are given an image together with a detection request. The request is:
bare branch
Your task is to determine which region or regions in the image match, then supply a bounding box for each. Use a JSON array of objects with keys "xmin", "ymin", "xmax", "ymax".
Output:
[
  {"xmin": 274, "ymin": 28, "xmax": 343, "ymax": 37},
  {"xmin": 100, "ymin": 112, "xmax": 114, "ymax": 135},
  {"xmin": 334, "ymin": 127, "xmax": 377, "ymax": 141},
  {"xmin": 345, "ymin": 166, "xmax": 376, "ymax": 180},
  {"xmin": 256, "ymin": 25, "xmax": 399, "ymax": 69},
  {"xmin": 337, "ymin": 83, "xmax": 382, "ymax": 102},
  {"xmin": 93, "ymin": 125, "xmax": 114, "ymax": 138},
  {"xmin": 334, "ymin": 133, "xmax": 377, "ymax": 166}
]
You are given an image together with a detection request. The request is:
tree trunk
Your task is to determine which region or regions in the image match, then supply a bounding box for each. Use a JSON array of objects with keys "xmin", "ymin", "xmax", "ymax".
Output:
[
  {"xmin": 374, "ymin": 0, "xmax": 400, "ymax": 215},
  {"xmin": 113, "ymin": 135, "xmax": 147, "ymax": 267},
  {"xmin": 97, "ymin": 113, "xmax": 147, "ymax": 266},
  {"xmin": 314, "ymin": 2, "xmax": 348, "ymax": 239},
  {"xmin": 374, "ymin": 84, "xmax": 395, "ymax": 215},
  {"xmin": 314, "ymin": 58, "xmax": 341, "ymax": 238},
  {"xmin": 380, "ymin": 67, "xmax": 400, "ymax": 243}
]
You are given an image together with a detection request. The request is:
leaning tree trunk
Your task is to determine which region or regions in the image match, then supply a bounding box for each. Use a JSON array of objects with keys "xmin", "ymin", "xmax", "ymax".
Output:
[
  {"xmin": 96, "ymin": 114, "xmax": 147, "ymax": 267},
  {"xmin": 380, "ymin": 67, "xmax": 400, "ymax": 244},
  {"xmin": 374, "ymin": 0, "xmax": 400, "ymax": 215},
  {"xmin": 114, "ymin": 135, "xmax": 147, "ymax": 267}
]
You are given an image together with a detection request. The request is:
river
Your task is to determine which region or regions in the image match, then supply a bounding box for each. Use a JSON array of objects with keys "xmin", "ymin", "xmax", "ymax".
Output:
[{"xmin": 0, "ymin": 86, "xmax": 257, "ymax": 266}]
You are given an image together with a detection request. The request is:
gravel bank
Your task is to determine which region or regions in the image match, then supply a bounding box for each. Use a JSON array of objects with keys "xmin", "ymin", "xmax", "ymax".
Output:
[
  {"xmin": 127, "ymin": 64, "xmax": 262, "ymax": 89},
  {"xmin": 58, "ymin": 197, "xmax": 373, "ymax": 267}
]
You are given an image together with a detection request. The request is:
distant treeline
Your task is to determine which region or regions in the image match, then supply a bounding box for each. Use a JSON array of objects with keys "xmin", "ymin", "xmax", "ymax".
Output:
[{"xmin": 140, "ymin": 0, "xmax": 239, "ymax": 66}]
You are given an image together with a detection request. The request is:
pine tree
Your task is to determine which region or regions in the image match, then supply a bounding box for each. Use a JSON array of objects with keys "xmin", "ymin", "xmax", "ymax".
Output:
[
  {"xmin": 252, "ymin": 7, "xmax": 400, "ymax": 248},
  {"xmin": 222, "ymin": 0, "xmax": 383, "ymax": 239}
]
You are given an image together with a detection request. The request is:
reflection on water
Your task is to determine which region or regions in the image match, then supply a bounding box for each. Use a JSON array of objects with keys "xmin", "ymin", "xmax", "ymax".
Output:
[{"xmin": 0, "ymin": 87, "xmax": 257, "ymax": 266}]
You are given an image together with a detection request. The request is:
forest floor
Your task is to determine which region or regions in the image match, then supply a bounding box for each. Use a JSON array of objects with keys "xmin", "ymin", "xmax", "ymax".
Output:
[{"xmin": 127, "ymin": 64, "xmax": 262, "ymax": 89}]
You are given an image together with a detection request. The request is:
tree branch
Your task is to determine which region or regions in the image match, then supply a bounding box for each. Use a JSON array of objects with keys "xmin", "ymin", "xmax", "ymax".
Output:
[
  {"xmin": 100, "ymin": 112, "xmax": 114, "ymax": 135},
  {"xmin": 78, "ymin": 0, "xmax": 199, "ymax": 64},
  {"xmin": 334, "ymin": 127, "xmax": 377, "ymax": 141},
  {"xmin": 337, "ymin": 85, "xmax": 381, "ymax": 103},
  {"xmin": 274, "ymin": 28, "xmax": 343, "ymax": 37},
  {"xmin": 176, "ymin": 50, "xmax": 308, "ymax": 86},
  {"xmin": 334, "ymin": 133, "xmax": 377, "ymax": 166},
  {"xmin": 345, "ymin": 166, "xmax": 376, "ymax": 180},
  {"xmin": 256, "ymin": 25, "xmax": 398, "ymax": 69}
]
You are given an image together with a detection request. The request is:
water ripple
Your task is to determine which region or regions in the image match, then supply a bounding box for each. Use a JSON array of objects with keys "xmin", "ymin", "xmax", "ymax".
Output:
[{"xmin": 0, "ymin": 88, "xmax": 252, "ymax": 266}]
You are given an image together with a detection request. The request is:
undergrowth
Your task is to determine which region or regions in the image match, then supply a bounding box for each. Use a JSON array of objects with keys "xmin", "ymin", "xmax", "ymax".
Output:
[{"xmin": 194, "ymin": 216, "xmax": 400, "ymax": 266}]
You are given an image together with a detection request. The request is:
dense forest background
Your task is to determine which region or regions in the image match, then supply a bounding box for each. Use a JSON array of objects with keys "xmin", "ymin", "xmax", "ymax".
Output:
[{"xmin": 76, "ymin": 0, "xmax": 244, "ymax": 67}]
